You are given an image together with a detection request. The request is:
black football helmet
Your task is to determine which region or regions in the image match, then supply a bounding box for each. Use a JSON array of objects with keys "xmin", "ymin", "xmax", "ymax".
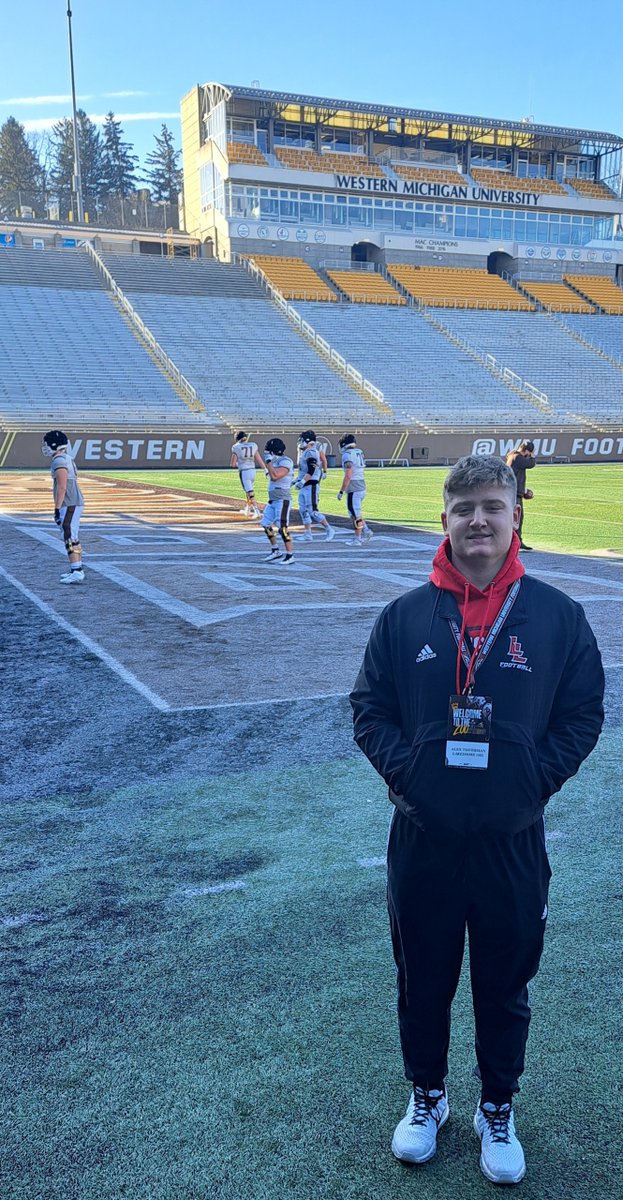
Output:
[
  {"xmin": 42, "ymin": 429, "xmax": 69, "ymax": 457},
  {"xmin": 297, "ymin": 429, "xmax": 316, "ymax": 450},
  {"xmin": 339, "ymin": 433, "xmax": 357, "ymax": 449},
  {"xmin": 235, "ymin": 430, "xmax": 247, "ymax": 443},
  {"xmin": 265, "ymin": 437, "xmax": 286, "ymax": 457}
]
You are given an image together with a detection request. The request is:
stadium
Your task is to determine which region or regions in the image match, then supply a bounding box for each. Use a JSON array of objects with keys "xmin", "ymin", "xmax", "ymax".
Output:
[{"xmin": 1, "ymin": 74, "xmax": 623, "ymax": 1200}]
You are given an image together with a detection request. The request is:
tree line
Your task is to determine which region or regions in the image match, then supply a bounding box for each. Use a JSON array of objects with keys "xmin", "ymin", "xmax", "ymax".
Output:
[{"xmin": 0, "ymin": 112, "xmax": 183, "ymax": 231}]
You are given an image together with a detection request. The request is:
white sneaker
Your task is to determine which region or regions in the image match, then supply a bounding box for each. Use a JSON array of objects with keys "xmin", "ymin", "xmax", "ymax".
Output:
[
  {"xmin": 302, "ymin": 530, "xmax": 313, "ymax": 542},
  {"xmin": 264, "ymin": 549, "xmax": 283, "ymax": 562},
  {"xmin": 324, "ymin": 524, "xmax": 335, "ymax": 541},
  {"xmin": 239, "ymin": 507, "xmax": 249, "ymax": 515},
  {"xmin": 362, "ymin": 528, "xmax": 374, "ymax": 543},
  {"xmin": 279, "ymin": 553, "xmax": 295, "ymax": 565},
  {"xmin": 60, "ymin": 569, "xmax": 84, "ymax": 584},
  {"xmin": 391, "ymin": 1088, "xmax": 449, "ymax": 1165},
  {"xmin": 347, "ymin": 538, "xmax": 363, "ymax": 547},
  {"xmin": 474, "ymin": 1103, "xmax": 526, "ymax": 1184}
]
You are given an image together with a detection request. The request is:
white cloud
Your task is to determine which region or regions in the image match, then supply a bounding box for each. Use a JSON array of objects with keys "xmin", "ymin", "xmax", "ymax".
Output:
[
  {"xmin": 22, "ymin": 111, "xmax": 179, "ymax": 132},
  {"xmin": 103, "ymin": 90, "xmax": 149, "ymax": 98},
  {"xmin": 1, "ymin": 94, "xmax": 92, "ymax": 106}
]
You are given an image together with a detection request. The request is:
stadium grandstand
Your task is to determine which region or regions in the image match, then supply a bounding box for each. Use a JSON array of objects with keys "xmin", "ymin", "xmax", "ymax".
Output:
[{"xmin": 1, "ymin": 82, "xmax": 623, "ymax": 468}]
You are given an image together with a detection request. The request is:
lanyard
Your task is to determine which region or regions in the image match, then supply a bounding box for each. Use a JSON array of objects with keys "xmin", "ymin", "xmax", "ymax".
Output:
[{"xmin": 449, "ymin": 579, "xmax": 522, "ymax": 695}]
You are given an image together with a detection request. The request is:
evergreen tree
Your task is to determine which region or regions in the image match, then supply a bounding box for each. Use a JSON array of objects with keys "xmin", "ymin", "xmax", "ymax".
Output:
[
  {"xmin": 0, "ymin": 116, "xmax": 43, "ymax": 217},
  {"xmin": 50, "ymin": 109, "xmax": 107, "ymax": 218},
  {"xmin": 101, "ymin": 112, "xmax": 138, "ymax": 198},
  {"xmin": 144, "ymin": 124, "xmax": 182, "ymax": 204}
]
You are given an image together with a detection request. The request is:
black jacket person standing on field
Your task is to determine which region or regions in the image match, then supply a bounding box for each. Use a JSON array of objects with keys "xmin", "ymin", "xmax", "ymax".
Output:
[
  {"xmin": 506, "ymin": 440, "xmax": 536, "ymax": 549},
  {"xmin": 349, "ymin": 454, "xmax": 604, "ymax": 1186}
]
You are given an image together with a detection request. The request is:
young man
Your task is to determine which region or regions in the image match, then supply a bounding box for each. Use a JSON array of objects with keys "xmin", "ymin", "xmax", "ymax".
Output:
[
  {"xmin": 42, "ymin": 429, "xmax": 85, "ymax": 585},
  {"xmin": 350, "ymin": 455, "xmax": 604, "ymax": 1185},
  {"xmin": 295, "ymin": 430, "xmax": 334, "ymax": 542},
  {"xmin": 337, "ymin": 433, "xmax": 372, "ymax": 546},
  {"xmin": 258, "ymin": 437, "xmax": 295, "ymax": 565},
  {"xmin": 230, "ymin": 431, "xmax": 261, "ymax": 518},
  {"xmin": 505, "ymin": 440, "xmax": 535, "ymax": 550}
]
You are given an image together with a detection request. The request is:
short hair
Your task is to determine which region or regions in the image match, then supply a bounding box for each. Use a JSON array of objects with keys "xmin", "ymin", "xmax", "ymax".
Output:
[
  {"xmin": 443, "ymin": 455, "xmax": 517, "ymax": 506},
  {"xmin": 520, "ymin": 440, "xmax": 535, "ymax": 452}
]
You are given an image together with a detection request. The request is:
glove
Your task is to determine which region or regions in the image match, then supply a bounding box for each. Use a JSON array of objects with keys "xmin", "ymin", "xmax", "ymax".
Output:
[
  {"xmin": 54, "ymin": 508, "xmax": 62, "ymax": 527},
  {"xmin": 264, "ymin": 452, "xmax": 273, "ymax": 463},
  {"xmin": 337, "ymin": 491, "xmax": 344, "ymax": 501},
  {"xmin": 294, "ymin": 478, "xmax": 303, "ymax": 490},
  {"xmin": 322, "ymin": 471, "xmax": 327, "ymax": 480},
  {"xmin": 523, "ymin": 489, "xmax": 534, "ymax": 500}
]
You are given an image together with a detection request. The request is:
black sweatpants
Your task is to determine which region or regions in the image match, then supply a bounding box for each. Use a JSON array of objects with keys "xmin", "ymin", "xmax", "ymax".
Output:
[{"xmin": 387, "ymin": 811, "xmax": 551, "ymax": 1104}]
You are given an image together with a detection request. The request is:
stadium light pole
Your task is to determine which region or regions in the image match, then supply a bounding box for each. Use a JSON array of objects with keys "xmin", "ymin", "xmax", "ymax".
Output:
[{"xmin": 66, "ymin": 1, "xmax": 85, "ymax": 223}]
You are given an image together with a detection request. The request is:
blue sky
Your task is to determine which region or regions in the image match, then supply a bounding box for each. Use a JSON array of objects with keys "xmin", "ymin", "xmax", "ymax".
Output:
[{"xmin": 2, "ymin": 0, "xmax": 622, "ymax": 165}]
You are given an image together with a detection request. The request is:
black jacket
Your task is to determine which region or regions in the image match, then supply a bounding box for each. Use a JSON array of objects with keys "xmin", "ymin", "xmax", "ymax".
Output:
[
  {"xmin": 506, "ymin": 450, "xmax": 535, "ymax": 498},
  {"xmin": 350, "ymin": 577, "xmax": 604, "ymax": 835}
]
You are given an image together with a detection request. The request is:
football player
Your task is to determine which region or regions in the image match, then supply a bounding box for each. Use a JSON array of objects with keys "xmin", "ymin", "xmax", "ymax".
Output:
[
  {"xmin": 230, "ymin": 431, "xmax": 262, "ymax": 518},
  {"xmin": 258, "ymin": 438, "xmax": 295, "ymax": 564},
  {"xmin": 42, "ymin": 429, "xmax": 85, "ymax": 583},
  {"xmin": 294, "ymin": 429, "xmax": 335, "ymax": 542},
  {"xmin": 337, "ymin": 433, "xmax": 373, "ymax": 547}
]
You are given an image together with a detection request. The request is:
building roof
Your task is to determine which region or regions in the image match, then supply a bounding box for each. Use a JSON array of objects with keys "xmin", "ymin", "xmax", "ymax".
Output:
[{"xmin": 210, "ymin": 82, "xmax": 623, "ymax": 151}]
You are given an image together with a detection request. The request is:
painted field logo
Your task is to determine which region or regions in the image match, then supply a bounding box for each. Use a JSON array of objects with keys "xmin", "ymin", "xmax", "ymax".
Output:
[{"xmin": 500, "ymin": 635, "xmax": 532, "ymax": 672}]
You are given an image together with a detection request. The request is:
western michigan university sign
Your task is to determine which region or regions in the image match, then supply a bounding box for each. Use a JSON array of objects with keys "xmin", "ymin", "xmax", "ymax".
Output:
[{"xmin": 335, "ymin": 175, "xmax": 542, "ymax": 206}]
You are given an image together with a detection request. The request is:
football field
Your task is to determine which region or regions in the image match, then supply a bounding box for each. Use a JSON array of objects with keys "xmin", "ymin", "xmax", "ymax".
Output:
[{"xmin": 1, "ymin": 467, "xmax": 622, "ymax": 1200}]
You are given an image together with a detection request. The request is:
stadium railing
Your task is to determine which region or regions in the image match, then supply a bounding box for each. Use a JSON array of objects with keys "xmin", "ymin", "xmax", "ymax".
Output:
[
  {"xmin": 235, "ymin": 254, "xmax": 391, "ymax": 416},
  {"xmin": 83, "ymin": 243, "xmax": 205, "ymax": 415}
]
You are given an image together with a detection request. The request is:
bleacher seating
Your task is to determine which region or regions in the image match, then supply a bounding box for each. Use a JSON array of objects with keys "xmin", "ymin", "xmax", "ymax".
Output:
[
  {"xmin": 563, "ymin": 314, "xmax": 623, "ymax": 362},
  {"xmin": 470, "ymin": 167, "xmax": 567, "ymax": 195},
  {"xmin": 227, "ymin": 141, "xmax": 268, "ymax": 165},
  {"xmin": 274, "ymin": 147, "xmax": 385, "ymax": 176},
  {"xmin": 327, "ymin": 270, "xmax": 404, "ymax": 304},
  {"xmin": 439, "ymin": 309, "xmax": 623, "ymax": 423},
  {"xmin": 393, "ymin": 165, "xmax": 464, "ymax": 185},
  {"xmin": 122, "ymin": 292, "xmax": 390, "ymax": 426},
  {"xmin": 388, "ymin": 265, "xmax": 533, "ymax": 311},
  {"xmin": 0, "ymin": 283, "xmax": 211, "ymax": 428},
  {"xmin": 101, "ymin": 253, "xmax": 263, "ymax": 297},
  {"xmin": 519, "ymin": 281, "xmax": 595, "ymax": 313},
  {"xmin": 564, "ymin": 177, "xmax": 615, "ymax": 200},
  {"xmin": 249, "ymin": 256, "xmax": 337, "ymax": 301},
  {"xmin": 297, "ymin": 302, "xmax": 545, "ymax": 425},
  {"xmin": 565, "ymin": 274, "xmax": 623, "ymax": 314}
]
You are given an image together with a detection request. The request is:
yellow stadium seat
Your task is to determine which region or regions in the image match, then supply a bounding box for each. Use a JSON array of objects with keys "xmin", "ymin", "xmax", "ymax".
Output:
[
  {"xmin": 519, "ymin": 281, "xmax": 595, "ymax": 313},
  {"xmin": 227, "ymin": 142, "xmax": 268, "ymax": 166},
  {"xmin": 251, "ymin": 255, "xmax": 337, "ymax": 301},
  {"xmin": 470, "ymin": 168, "xmax": 566, "ymax": 195},
  {"xmin": 326, "ymin": 270, "xmax": 405, "ymax": 304},
  {"xmin": 387, "ymin": 265, "xmax": 534, "ymax": 311},
  {"xmin": 564, "ymin": 178, "xmax": 615, "ymax": 200},
  {"xmin": 274, "ymin": 147, "xmax": 385, "ymax": 177},
  {"xmin": 564, "ymin": 274, "xmax": 623, "ymax": 314},
  {"xmin": 393, "ymin": 165, "xmax": 464, "ymax": 186}
]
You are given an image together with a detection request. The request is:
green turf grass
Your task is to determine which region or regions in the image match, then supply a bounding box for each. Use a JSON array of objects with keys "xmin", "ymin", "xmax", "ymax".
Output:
[
  {"xmin": 2, "ymin": 734, "xmax": 621, "ymax": 1200},
  {"xmin": 106, "ymin": 464, "xmax": 623, "ymax": 555}
]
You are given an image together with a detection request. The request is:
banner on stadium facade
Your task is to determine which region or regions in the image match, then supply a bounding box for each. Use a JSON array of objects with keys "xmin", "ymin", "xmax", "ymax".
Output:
[
  {"xmin": 3, "ymin": 429, "xmax": 623, "ymax": 470},
  {"xmin": 517, "ymin": 243, "xmax": 623, "ymax": 264}
]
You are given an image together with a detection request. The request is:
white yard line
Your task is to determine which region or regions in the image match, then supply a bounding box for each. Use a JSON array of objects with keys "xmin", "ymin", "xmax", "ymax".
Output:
[{"xmin": 0, "ymin": 565, "xmax": 170, "ymax": 711}]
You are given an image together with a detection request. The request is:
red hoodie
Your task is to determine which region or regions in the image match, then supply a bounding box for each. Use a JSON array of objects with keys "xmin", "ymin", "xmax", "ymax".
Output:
[{"xmin": 430, "ymin": 531, "xmax": 525, "ymax": 693}]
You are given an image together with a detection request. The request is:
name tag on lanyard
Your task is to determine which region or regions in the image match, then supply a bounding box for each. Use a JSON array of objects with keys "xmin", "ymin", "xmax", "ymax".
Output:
[
  {"xmin": 445, "ymin": 579, "xmax": 522, "ymax": 771},
  {"xmin": 446, "ymin": 694, "xmax": 492, "ymax": 769}
]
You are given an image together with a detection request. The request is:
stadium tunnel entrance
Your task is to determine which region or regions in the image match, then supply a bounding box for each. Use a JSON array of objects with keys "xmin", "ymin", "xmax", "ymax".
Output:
[
  {"xmin": 488, "ymin": 250, "xmax": 515, "ymax": 276},
  {"xmin": 351, "ymin": 241, "xmax": 383, "ymax": 265}
]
